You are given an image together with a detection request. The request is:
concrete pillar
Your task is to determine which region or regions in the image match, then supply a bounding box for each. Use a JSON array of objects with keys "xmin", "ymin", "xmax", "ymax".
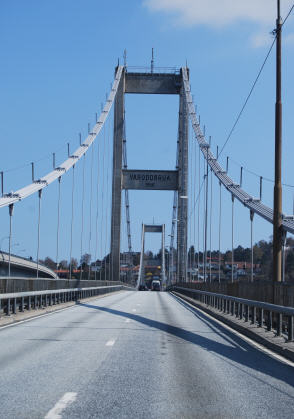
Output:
[{"xmin": 110, "ymin": 68, "xmax": 125, "ymax": 281}]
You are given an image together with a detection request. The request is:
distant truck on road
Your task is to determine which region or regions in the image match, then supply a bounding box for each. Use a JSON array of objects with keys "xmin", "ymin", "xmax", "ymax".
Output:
[{"xmin": 151, "ymin": 280, "xmax": 161, "ymax": 291}]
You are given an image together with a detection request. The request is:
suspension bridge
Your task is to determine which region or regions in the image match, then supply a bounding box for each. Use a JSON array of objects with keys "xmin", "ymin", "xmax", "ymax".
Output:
[
  {"xmin": 1, "ymin": 52, "xmax": 294, "ymax": 419},
  {"xmin": 1, "ymin": 64, "xmax": 293, "ymax": 287}
]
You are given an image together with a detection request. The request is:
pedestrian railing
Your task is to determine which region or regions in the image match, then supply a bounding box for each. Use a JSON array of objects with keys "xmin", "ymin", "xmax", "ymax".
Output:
[
  {"xmin": 173, "ymin": 286, "xmax": 294, "ymax": 342},
  {"xmin": 0, "ymin": 285, "xmax": 125, "ymax": 317}
]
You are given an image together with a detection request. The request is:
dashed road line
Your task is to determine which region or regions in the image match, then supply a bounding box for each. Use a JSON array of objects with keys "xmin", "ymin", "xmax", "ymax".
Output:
[
  {"xmin": 106, "ymin": 339, "xmax": 116, "ymax": 346},
  {"xmin": 45, "ymin": 392, "xmax": 77, "ymax": 419}
]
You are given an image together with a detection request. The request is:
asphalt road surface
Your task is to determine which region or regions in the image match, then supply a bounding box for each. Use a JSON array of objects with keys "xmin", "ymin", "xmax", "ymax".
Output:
[{"xmin": 1, "ymin": 290, "xmax": 294, "ymax": 419}]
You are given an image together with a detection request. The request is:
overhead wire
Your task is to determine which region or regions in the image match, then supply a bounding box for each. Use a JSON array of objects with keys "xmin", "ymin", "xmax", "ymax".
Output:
[
  {"xmin": 104, "ymin": 111, "xmax": 111, "ymax": 281},
  {"xmin": 87, "ymin": 133, "xmax": 95, "ymax": 280},
  {"xmin": 69, "ymin": 165, "xmax": 75, "ymax": 279},
  {"xmin": 94, "ymin": 130, "xmax": 101, "ymax": 281},
  {"xmin": 99, "ymin": 112, "xmax": 106, "ymax": 280},
  {"xmin": 218, "ymin": 2, "xmax": 294, "ymax": 159},
  {"xmin": 80, "ymin": 154, "xmax": 86, "ymax": 280},
  {"xmin": 218, "ymin": 37, "xmax": 276, "ymax": 159},
  {"xmin": 229, "ymin": 156, "xmax": 294, "ymax": 188}
]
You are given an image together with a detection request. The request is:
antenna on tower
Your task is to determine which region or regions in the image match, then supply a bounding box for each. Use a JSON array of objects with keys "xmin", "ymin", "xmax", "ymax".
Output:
[
  {"xmin": 151, "ymin": 48, "xmax": 154, "ymax": 73},
  {"xmin": 123, "ymin": 49, "xmax": 127, "ymax": 67}
]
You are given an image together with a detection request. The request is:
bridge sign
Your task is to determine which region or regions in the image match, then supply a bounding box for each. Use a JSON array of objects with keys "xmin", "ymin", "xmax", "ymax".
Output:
[{"xmin": 122, "ymin": 170, "xmax": 178, "ymax": 190}]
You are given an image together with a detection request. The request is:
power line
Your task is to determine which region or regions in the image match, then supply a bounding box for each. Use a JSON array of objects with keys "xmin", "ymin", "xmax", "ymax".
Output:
[
  {"xmin": 218, "ymin": 37, "xmax": 276, "ymax": 159},
  {"xmin": 282, "ymin": 3, "xmax": 294, "ymax": 26},
  {"xmin": 229, "ymin": 156, "xmax": 294, "ymax": 188},
  {"xmin": 218, "ymin": 2, "xmax": 294, "ymax": 159}
]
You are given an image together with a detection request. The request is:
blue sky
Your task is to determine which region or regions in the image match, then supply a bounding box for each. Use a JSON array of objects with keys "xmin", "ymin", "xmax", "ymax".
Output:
[{"xmin": 0, "ymin": 0, "xmax": 293, "ymax": 263}]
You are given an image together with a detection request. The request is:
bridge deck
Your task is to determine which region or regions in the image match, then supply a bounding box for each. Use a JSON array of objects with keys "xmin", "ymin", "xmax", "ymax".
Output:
[{"xmin": 1, "ymin": 291, "xmax": 294, "ymax": 418}]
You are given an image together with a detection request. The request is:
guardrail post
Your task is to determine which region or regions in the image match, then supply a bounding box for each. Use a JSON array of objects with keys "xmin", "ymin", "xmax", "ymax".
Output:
[
  {"xmin": 239, "ymin": 303, "xmax": 243, "ymax": 320},
  {"xmin": 251, "ymin": 306, "xmax": 256, "ymax": 325},
  {"xmin": 20, "ymin": 297, "xmax": 24, "ymax": 312},
  {"xmin": 277, "ymin": 313, "xmax": 282, "ymax": 336},
  {"xmin": 245, "ymin": 305, "xmax": 249, "ymax": 322},
  {"xmin": 259, "ymin": 308, "xmax": 264, "ymax": 327},
  {"xmin": 267, "ymin": 311, "xmax": 272, "ymax": 331},
  {"xmin": 288, "ymin": 316, "xmax": 293, "ymax": 342},
  {"xmin": 6, "ymin": 298, "xmax": 11, "ymax": 316},
  {"xmin": 0, "ymin": 299, "xmax": 2, "ymax": 317},
  {"xmin": 13, "ymin": 298, "xmax": 17, "ymax": 314},
  {"xmin": 49, "ymin": 294, "xmax": 53, "ymax": 306},
  {"xmin": 231, "ymin": 301, "xmax": 235, "ymax": 316},
  {"xmin": 34, "ymin": 295, "xmax": 37, "ymax": 309}
]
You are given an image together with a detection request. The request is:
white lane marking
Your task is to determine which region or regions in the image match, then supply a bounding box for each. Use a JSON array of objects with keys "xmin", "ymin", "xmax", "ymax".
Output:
[
  {"xmin": 172, "ymin": 293, "xmax": 294, "ymax": 368},
  {"xmin": 45, "ymin": 392, "xmax": 77, "ymax": 419},
  {"xmin": 125, "ymin": 319, "xmax": 131, "ymax": 323},
  {"xmin": 136, "ymin": 303, "xmax": 141, "ymax": 306},
  {"xmin": 106, "ymin": 339, "xmax": 116, "ymax": 346},
  {"xmin": 132, "ymin": 308, "xmax": 137, "ymax": 312}
]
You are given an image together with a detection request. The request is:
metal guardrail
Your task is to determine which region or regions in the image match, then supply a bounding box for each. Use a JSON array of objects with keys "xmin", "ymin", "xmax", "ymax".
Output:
[
  {"xmin": 173, "ymin": 286, "xmax": 294, "ymax": 341},
  {"xmin": 0, "ymin": 285, "xmax": 125, "ymax": 318}
]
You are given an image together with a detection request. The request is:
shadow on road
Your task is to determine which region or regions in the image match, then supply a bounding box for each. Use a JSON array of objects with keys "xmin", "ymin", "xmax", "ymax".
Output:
[{"xmin": 77, "ymin": 297, "xmax": 294, "ymax": 396}]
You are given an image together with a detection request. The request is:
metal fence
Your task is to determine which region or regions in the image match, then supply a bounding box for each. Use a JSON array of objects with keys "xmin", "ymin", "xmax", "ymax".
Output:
[
  {"xmin": 173, "ymin": 286, "xmax": 294, "ymax": 342},
  {"xmin": 0, "ymin": 285, "xmax": 125, "ymax": 318}
]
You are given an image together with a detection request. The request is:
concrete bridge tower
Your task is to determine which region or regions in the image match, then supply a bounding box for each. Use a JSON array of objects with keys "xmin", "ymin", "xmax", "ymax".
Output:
[{"xmin": 110, "ymin": 66, "xmax": 189, "ymax": 282}]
